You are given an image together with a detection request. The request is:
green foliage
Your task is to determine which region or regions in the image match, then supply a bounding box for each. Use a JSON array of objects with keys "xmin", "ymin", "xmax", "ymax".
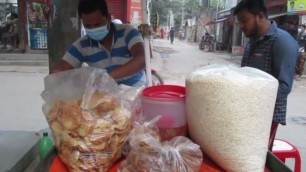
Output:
[
  {"xmin": 151, "ymin": 0, "xmax": 203, "ymax": 29},
  {"xmin": 183, "ymin": 0, "xmax": 201, "ymax": 18},
  {"xmin": 151, "ymin": 0, "xmax": 182, "ymax": 26},
  {"xmin": 210, "ymin": 0, "xmax": 225, "ymax": 10},
  {"xmin": 174, "ymin": 13, "xmax": 182, "ymax": 29}
]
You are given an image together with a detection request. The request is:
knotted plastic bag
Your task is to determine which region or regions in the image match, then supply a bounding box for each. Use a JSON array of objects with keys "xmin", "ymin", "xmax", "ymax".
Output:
[{"xmin": 119, "ymin": 117, "xmax": 203, "ymax": 172}]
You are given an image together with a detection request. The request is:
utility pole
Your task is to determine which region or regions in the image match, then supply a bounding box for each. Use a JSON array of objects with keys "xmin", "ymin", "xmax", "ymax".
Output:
[
  {"xmin": 169, "ymin": 9, "xmax": 174, "ymax": 28},
  {"xmin": 147, "ymin": 0, "xmax": 152, "ymax": 25},
  {"xmin": 216, "ymin": 0, "xmax": 219, "ymax": 20},
  {"xmin": 181, "ymin": 7, "xmax": 184, "ymax": 29},
  {"xmin": 140, "ymin": 0, "xmax": 153, "ymax": 86}
]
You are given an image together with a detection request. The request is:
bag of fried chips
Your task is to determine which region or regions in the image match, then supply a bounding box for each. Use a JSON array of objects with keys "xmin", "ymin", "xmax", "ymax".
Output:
[
  {"xmin": 41, "ymin": 67, "xmax": 138, "ymax": 172},
  {"xmin": 119, "ymin": 117, "xmax": 203, "ymax": 172}
]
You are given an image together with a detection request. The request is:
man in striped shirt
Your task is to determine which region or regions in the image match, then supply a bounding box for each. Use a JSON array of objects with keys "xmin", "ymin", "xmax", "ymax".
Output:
[{"xmin": 51, "ymin": 0, "xmax": 146, "ymax": 87}]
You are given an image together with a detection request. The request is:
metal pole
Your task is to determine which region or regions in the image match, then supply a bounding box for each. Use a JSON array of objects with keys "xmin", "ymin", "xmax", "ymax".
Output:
[
  {"xmin": 216, "ymin": 0, "xmax": 219, "ymax": 20},
  {"xmin": 141, "ymin": 0, "xmax": 153, "ymax": 86},
  {"xmin": 142, "ymin": 0, "xmax": 148, "ymax": 24}
]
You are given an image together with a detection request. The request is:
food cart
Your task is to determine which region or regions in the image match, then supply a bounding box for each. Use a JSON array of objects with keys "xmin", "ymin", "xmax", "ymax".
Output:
[{"xmin": 0, "ymin": 0, "xmax": 293, "ymax": 171}]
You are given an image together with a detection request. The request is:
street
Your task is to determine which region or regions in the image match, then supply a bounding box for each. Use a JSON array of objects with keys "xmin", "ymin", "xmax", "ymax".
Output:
[{"xmin": 0, "ymin": 39, "xmax": 305, "ymax": 171}]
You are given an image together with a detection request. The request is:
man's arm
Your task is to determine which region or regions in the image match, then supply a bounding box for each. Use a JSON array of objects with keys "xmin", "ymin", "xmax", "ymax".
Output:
[
  {"xmin": 108, "ymin": 42, "xmax": 146, "ymax": 79},
  {"xmin": 50, "ymin": 59, "xmax": 74, "ymax": 74},
  {"xmin": 272, "ymin": 33, "xmax": 299, "ymax": 99},
  {"xmin": 50, "ymin": 42, "xmax": 85, "ymax": 74}
]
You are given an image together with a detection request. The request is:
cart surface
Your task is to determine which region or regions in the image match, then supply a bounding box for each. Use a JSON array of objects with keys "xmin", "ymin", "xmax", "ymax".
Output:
[{"xmin": 35, "ymin": 148, "xmax": 292, "ymax": 172}]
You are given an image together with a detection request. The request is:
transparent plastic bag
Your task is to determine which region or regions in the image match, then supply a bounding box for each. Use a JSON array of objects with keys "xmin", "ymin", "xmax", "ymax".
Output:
[
  {"xmin": 119, "ymin": 117, "xmax": 203, "ymax": 172},
  {"xmin": 41, "ymin": 67, "xmax": 138, "ymax": 172},
  {"xmin": 186, "ymin": 64, "xmax": 279, "ymax": 172}
]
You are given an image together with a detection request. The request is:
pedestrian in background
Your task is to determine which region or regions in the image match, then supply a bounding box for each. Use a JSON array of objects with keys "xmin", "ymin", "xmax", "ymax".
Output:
[
  {"xmin": 170, "ymin": 28, "xmax": 174, "ymax": 44},
  {"xmin": 160, "ymin": 27, "xmax": 165, "ymax": 39},
  {"xmin": 234, "ymin": 0, "xmax": 299, "ymax": 151},
  {"xmin": 0, "ymin": 6, "xmax": 12, "ymax": 45}
]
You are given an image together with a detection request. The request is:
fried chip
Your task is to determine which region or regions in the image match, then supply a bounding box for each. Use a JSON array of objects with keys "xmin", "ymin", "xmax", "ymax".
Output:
[
  {"xmin": 57, "ymin": 101, "xmax": 82, "ymax": 131},
  {"xmin": 47, "ymin": 90, "xmax": 132, "ymax": 172}
]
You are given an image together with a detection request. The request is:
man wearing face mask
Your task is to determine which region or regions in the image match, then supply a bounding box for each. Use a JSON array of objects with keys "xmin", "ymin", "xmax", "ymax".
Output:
[{"xmin": 51, "ymin": 0, "xmax": 146, "ymax": 86}]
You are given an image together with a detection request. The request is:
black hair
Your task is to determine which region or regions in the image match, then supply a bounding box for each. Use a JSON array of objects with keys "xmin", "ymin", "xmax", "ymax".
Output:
[
  {"xmin": 234, "ymin": 0, "xmax": 268, "ymax": 18},
  {"xmin": 290, "ymin": 1, "xmax": 295, "ymax": 5},
  {"xmin": 78, "ymin": 0, "xmax": 109, "ymax": 18}
]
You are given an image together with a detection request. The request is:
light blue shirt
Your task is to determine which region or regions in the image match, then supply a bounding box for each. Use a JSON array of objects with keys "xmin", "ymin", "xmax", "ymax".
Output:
[{"xmin": 63, "ymin": 23, "xmax": 146, "ymax": 87}]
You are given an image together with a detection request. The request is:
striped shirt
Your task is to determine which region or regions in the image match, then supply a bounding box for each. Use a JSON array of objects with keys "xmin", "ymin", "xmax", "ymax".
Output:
[{"xmin": 63, "ymin": 23, "xmax": 146, "ymax": 86}]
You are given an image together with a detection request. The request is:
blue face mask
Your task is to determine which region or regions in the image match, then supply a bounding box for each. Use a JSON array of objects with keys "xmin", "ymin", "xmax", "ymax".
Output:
[{"xmin": 85, "ymin": 24, "xmax": 109, "ymax": 41}]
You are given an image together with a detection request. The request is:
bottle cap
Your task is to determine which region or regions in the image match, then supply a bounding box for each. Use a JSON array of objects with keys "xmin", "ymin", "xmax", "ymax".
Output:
[{"xmin": 43, "ymin": 132, "xmax": 48, "ymax": 137}]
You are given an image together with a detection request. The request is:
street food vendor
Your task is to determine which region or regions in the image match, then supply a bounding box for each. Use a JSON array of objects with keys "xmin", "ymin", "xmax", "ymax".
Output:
[{"xmin": 51, "ymin": 0, "xmax": 147, "ymax": 87}]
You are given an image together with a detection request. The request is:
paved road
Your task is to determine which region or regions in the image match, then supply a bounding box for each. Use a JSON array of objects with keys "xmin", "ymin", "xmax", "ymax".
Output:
[{"xmin": 0, "ymin": 39, "xmax": 305, "ymax": 171}]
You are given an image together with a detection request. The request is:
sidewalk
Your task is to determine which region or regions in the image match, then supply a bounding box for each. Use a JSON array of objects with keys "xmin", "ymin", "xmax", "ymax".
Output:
[
  {"xmin": 0, "ymin": 51, "xmax": 48, "ymax": 66},
  {"xmin": 0, "ymin": 45, "xmax": 48, "ymax": 54}
]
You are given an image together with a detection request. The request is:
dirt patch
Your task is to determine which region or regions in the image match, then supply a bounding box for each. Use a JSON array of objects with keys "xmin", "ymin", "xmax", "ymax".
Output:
[
  {"xmin": 152, "ymin": 46, "xmax": 179, "ymax": 58},
  {"xmin": 290, "ymin": 116, "xmax": 306, "ymax": 126}
]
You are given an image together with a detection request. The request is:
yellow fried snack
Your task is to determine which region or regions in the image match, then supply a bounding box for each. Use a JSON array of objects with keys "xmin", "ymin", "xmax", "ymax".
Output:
[
  {"xmin": 46, "ymin": 90, "xmax": 132, "ymax": 172},
  {"xmin": 46, "ymin": 101, "xmax": 62, "ymax": 122},
  {"xmin": 50, "ymin": 120, "xmax": 63, "ymax": 135},
  {"xmin": 76, "ymin": 120, "xmax": 95, "ymax": 137},
  {"xmin": 87, "ymin": 91, "xmax": 118, "ymax": 116},
  {"xmin": 57, "ymin": 100, "xmax": 82, "ymax": 131}
]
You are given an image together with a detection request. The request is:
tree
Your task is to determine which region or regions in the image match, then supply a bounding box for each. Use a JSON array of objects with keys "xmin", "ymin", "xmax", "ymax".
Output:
[
  {"xmin": 151, "ymin": 0, "xmax": 171, "ymax": 26},
  {"xmin": 183, "ymin": 0, "xmax": 201, "ymax": 19},
  {"xmin": 210, "ymin": 0, "xmax": 225, "ymax": 11},
  {"xmin": 151, "ymin": 0, "xmax": 182, "ymax": 28}
]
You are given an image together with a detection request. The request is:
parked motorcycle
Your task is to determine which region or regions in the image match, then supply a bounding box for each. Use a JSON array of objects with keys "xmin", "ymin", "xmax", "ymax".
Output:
[{"xmin": 199, "ymin": 33, "xmax": 215, "ymax": 52}]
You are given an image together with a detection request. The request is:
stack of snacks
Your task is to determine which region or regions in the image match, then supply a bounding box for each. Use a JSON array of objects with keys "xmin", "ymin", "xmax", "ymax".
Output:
[
  {"xmin": 47, "ymin": 90, "xmax": 131, "ymax": 171},
  {"xmin": 42, "ymin": 68, "xmax": 142, "ymax": 171}
]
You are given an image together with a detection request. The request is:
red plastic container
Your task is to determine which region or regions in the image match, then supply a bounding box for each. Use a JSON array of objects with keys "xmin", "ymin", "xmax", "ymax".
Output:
[{"xmin": 142, "ymin": 85, "xmax": 187, "ymax": 141}]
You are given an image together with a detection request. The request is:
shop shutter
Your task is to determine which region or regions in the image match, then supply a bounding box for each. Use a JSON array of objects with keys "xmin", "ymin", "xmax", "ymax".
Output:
[{"xmin": 106, "ymin": 0, "xmax": 126, "ymax": 23}]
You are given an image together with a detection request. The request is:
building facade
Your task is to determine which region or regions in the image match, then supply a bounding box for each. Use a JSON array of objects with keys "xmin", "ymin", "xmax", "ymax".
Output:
[{"xmin": 15, "ymin": 0, "xmax": 143, "ymax": 53}]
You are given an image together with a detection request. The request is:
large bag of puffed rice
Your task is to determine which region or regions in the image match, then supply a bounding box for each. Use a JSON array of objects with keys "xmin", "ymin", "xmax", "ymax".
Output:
[{"xmin": 186, "ymin": 64, "xmax": 279, "ymax": 172}]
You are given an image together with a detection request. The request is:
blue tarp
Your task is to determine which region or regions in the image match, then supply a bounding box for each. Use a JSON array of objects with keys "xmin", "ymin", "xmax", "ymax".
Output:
[{"xmin": 206, "ymin": 17, "xmax": 229, "ymax": 25}]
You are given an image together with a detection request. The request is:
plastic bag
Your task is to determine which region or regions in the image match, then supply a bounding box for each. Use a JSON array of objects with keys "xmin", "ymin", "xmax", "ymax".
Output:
[
  {"xmin": 41, "ymin": 67, "xmax": 136, "ymax": 172},
  {"xmin": 186, "ymin": 64, "xmax": 279, "ymax": 172},
  {"xmin": 119, "ymin": 117, "xmax": 203, "ymax": 172}
]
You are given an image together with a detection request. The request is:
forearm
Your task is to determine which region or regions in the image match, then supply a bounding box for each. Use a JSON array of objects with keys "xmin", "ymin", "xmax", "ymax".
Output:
[
  {"xmin": 50, "ymin": 59, "xmax": 74, "ymax": 74},
  {"xmin": 109, "ymin": 57, "xmax": 145, "ymax": 79}
]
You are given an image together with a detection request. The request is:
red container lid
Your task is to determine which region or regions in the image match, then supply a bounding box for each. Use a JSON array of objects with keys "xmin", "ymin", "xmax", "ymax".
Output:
[{"xmin": 142, "ymin": 85, "xmax": 185, "ymax": 101}]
